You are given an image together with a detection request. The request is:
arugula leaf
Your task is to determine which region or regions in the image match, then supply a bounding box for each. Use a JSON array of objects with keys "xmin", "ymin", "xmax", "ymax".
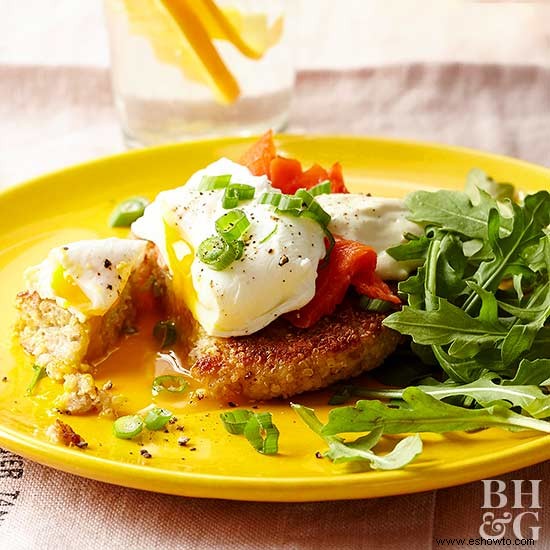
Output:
[
  {"xmin": 321, "ymin": 388, "xmax": 550, "ymax": 436},
  {"xmin": 350, "ymin": 374, "xmax": 550, "ymax": 419},
  {"xmin": 291, "ymin": 404, "xmax": 423, "ymax": 470},
  {"xmin": 387, "ymin": 236, "xmax": 430, "ymax": 262},
  {"xmin": 383, "ymin": 299, "xmax": 507, "ymax": 349},
  {"xmin": 464, "ymin": 191, "xmax": 549, "ymax": 314},
  {"xmin": 404, "ymin": 187, "xmax": 512, "ymax": 240},
  {"xmin": 465, "ymin": 168, "xmax": 515, "ymax": 202},
  {"xmin": 508, "ymin": 358, "xmax": 550, "ymax": 386}
]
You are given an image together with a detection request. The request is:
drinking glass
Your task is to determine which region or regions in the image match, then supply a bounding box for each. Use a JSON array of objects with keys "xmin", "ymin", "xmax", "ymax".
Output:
[{"xmin": 104, "ymin": 0, "xmax": 295, "ymax": 147}]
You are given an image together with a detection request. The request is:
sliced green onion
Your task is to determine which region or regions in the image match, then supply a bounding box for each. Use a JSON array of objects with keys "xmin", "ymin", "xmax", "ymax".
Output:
[
  {"xmin": 258, "ymin": 192, "xmax": 282, "ymax": 206},
  {"xmin": 359, "ymin": 296, "xmax": 393, "ymax": 313},
  {"xmin": 109, "ymin": 197, "xmax": 149, "ymax": 227},
  {"xmin": 318, "ymin": 227, "xmax": 335, "ymax": 267},
  {"xmin": 259, "ymin": 224, "xmax": 278, "ymax": 244},
  {"xmin": 222, "ymin": 184, "xmax": 255, "ymax": 209},
  {"xmin": 26, "ymin": 364, "xmax": 46, "ymax": 396},
  {"xmin": 198, "ymin": 235, "xmax": 238, "ymax": 270},
  {"xmin": 310, "ymin": 180, "xmax": 332, "ymax": 196},
  {"xmin": 222, "ymin": 189, "xmax": 239, "ymax": 209},
  {"xmin": 302, "ymin": 200, "xmax": 331, "ymax": 227},
  {"xmin": 199, "ymin": 174, "xmax": 232, "ymax": 190},
  {"xmin": 144, "ymin": 407, "xmax": 173, "ymax": 430},
  {"xmin": 113, "ymin": 415, "xmax": 144, "ymax": 439},
  {"xmin": 243, "ymin": 412, "xmax": 279, "ymax": 455},
  {"xmin": 214, "ymin": 209, "xmax": 250, "ymax": 242},
  {"xmin": 231, "ymin": 239, "xmax": 244, "ymax": 260},
  {"xmin": 152, "ymin": 375, "xmax": 189, "ymax": 397},
  {"xmin": 153, "ymin": 320, "xmax": 178, "ymax": 348},
  {"xmin": 220, "ymin": 409, "xmax": 253, "ymax": 435},
  {"xmin": 275, "ymin": 207, "xmax": 301, "ymax": 218},
  {"xmin": 278, "ymin": 194, "xmax": 303, "ymax": 211},
  {"xmin": 294, "ymin": 188, "xmax": 314, "ymax": 207}
]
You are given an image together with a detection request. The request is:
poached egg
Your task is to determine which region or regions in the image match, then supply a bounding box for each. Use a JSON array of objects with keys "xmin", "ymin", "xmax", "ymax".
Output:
[
  {"xmin": 24, "ymin": 238, "xmax": 146, "ymax": 322},
  {"xmin": 133, "ymin": 159, "xmax": 422, "ymax": 337},
  {"xmin": 132, "ymin": 159, "xmax": 326, "ymax": 337}
]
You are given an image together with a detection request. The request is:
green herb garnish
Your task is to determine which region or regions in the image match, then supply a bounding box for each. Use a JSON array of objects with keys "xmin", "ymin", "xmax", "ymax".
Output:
[
  {"xmin": 292, "ymin": 171, "xmax": 550, "ymax": 471},
  {"xmin": 144, "ymin": 407, "xmax": 173, "ymax": 430},
  {"xmin": 214, "ymin": 209, "xmax": 250, "ymax": 242},
  {"xmin": 198, "ymin": 209, "xmax": 250, "ymax": 270},
  {"xmin": 197, "ymin": 235, "xmax": 243, "ymax": 271},
  {"xmin": 152, "ymin": 375, "xmax": 188, "ymax": 397},
  {"xmin": 220, "ymin": 409, "xmax": 279, "ymax": 454},
  {"xmin": 113, "ymin": 415, "xmax": 144, "ymax": 439},
  {"xmin": 220, "ymin": 409, "xmax": 253, "ymax": 434},
  {"xmin": 152, "ymin": 320, "xmax": 178, "ymax": 348},
  {"xmin": 222, "ymin": 184, "xmax": 255, "ymax": 209},
  {"xmin": 359, "ymin": 296, "xmax": 393, "ymax": 313},
  {"xmin": 309, "ymin": 180, "xmax": 332, "ymax": 196},
  {"xmin": 26, "ymin": 364, "xmax": 46, "ymax": 396},
  {"xmin": 292, "ymin": 404, "xmax": 422, "ymax": 469},
  {"xmin": 321, "ymin": 387, "xmax": 550, "ymax": 436},
  {"xmin": 384, "ymin": 174, "xmax": 549, "ymax": 383},
  {"xmin": 109, "ymin": 197, "xmax": 149, "ymax": 227},
  {"xmin": 199, "ymin": 174, "xmax": 232, "ymax": 190}
]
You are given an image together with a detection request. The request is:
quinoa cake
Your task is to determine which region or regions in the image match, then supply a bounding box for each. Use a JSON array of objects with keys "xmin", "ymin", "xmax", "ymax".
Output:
[{"xmin": 15, "ymin": 238, "xmax": 161, "ymax": 381}]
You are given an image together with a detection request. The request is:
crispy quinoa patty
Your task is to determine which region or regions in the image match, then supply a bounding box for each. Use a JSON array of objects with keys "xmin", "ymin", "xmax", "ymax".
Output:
[{"xmin": 189, "ymin": 299, "xmax": 401, "ymax": 401}]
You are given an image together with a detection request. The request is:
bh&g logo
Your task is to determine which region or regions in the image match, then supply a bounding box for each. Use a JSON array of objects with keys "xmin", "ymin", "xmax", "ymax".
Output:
[{"xmin": 480, "ymin": 480, "xmax": 541, "ymax": 541}]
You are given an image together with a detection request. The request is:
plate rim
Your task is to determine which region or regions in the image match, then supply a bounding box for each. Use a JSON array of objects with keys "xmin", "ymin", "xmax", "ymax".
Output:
[{"xmin": 1, "ymin": 134, "xmax": 549, "ymax": 502}]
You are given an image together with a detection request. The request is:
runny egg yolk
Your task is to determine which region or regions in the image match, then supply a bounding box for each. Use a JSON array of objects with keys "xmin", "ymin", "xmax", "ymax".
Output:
[
  {"xmin": 50, "ymin": 263, "xmax": 90, "ymax": 310},
  {"xmin": 163, "ymin": 218, "xmax": 200, "ymax": 322}
]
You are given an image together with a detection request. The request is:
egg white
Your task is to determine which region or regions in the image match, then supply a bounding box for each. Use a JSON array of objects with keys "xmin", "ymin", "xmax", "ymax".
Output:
[{"xmin": 25, "ymin": 238, "xmax": 147, "ymax": 321}]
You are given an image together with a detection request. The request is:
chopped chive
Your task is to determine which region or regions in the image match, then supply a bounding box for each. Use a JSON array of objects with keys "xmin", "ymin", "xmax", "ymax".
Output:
[
  {"xmin": 144, "ymin": 407, "xmax": 173, "ymax": 430},
  {"xmin": 310, "ymin": 180, "xmax": 332, "ymax": 196},
  {"xmin": 113, "ymin": 415, "xmax": 144, "ymax": 439},
  {"xmin": 153, "ymin": 320, "xmax": 178, "ymax": 348},
  {"xmin": 214, "ymin": 209, "xmax": 250, "ymax": 242},
  {"xmin": 243, "ymin": 412, "xmax": 279, "ymax": 455},
  {"xmin": 109, "ymin": 197, "xmax": 149, "ymax": 227},
  {"xmin": 26, "ymin": 364, "xmax": 46, "ymax": 396},
  {"xmin": 152, "ymin": 375, "xmax": 189, "ymax": 397},
  {"xmin": 199, "ymin": 174, "xmax": 232, "ymax": 190},
  {"xmin": 220, "ymin": 409, "xmax": 253, "ymax": 434}
]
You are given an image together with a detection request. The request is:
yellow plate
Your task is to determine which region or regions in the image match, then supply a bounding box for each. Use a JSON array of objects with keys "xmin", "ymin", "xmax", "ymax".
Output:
[{"xmin": 0, "ymin": 135, "xmax": 548, "ymax": 502}]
